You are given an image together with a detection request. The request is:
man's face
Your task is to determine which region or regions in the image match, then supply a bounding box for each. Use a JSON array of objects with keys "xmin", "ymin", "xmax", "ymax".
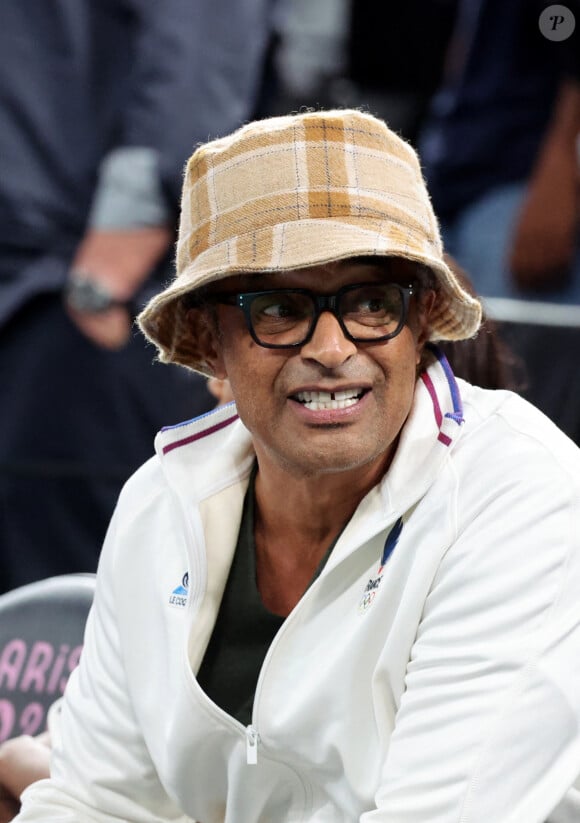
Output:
[{"xmin": 202, "ymin": 258, "xmax": 432, "ymax": 479}]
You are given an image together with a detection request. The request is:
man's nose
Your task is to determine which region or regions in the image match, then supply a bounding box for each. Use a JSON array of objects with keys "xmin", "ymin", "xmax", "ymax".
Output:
[{"xmin": 299, "ymin": 311, "xmax": 358, "ymax": 368}]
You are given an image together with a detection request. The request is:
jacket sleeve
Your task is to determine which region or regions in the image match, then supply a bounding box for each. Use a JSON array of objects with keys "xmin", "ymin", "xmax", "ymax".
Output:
[
  {"xmin": 15, "ymin": 505, "xmax": 191, "ymax": 823},
  {"xmin": 90, "ymin": 0, "xmax": 273, "ymax": 226},
  {"xmin": 362, "ymin": 426, "xmax": 580, "ymax": 823}
]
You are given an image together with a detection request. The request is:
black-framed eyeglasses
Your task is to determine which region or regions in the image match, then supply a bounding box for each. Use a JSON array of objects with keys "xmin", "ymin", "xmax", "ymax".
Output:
[{"xmin": 209, "ymin": 282, "xmax": 415, "ymax": 348}]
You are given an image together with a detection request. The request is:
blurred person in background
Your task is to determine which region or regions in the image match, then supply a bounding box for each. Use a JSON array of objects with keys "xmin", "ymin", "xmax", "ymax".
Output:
[
  {"xmin": 419, "ymin": 0, "xmax": 580, "ymax": 445},
  {"xmin": 343, "ymin": 0, "xmax": 459, "ymax": 145},
  {"xmin": 265, "ymin": 0, "xmax": 350, "ymax": 113},
  {"xmin": 420, "ymin": 0, "xmax": 580, "ymax": 302},
  {"xmin": 0, "ymin": 0, "xmax": 275, "ymax": 593},
  {"xmin": 270, "ymin": 0, "xmax": 579, "ymax": 302},
  {"xmin": 268, "ymin": 0, "xmax": 457, "ymax": 145}
]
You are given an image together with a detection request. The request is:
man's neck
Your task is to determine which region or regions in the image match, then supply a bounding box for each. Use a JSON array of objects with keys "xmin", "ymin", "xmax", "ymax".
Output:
[
  {"xmin": 251, "ymin": 453, "xmax": 393, "ymax": 616},
  {"xmin": 254, "ymin": 453, "xmax": 392, "ymax": 552}
]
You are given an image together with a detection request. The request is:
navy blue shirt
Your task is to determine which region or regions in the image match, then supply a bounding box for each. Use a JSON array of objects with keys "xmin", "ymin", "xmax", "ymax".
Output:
[
  {"xmin": 420, "ymin": 0, "xmax": 580, "ymax": 219},
  {"xmin": 0, "ymin": 0, "xmax": 273, "ymax": 320}
]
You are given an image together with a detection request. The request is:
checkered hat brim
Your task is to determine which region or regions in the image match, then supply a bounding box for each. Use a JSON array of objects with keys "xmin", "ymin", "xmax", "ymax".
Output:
[{"xmin": 138, "ymin": 109, "xmax": 482, "ymax": 375}]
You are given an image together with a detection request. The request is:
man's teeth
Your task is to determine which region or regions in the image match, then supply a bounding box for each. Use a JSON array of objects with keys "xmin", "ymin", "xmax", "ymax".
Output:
[{"xmin": 295, "ymin": 389, "xmax": 364, "ymax": 410}]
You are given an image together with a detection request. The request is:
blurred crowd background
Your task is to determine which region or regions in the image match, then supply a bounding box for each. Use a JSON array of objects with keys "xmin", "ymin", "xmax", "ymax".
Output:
[{"xmin": 0, "ymin": 0, "xmax": 579, "ymax": 593}]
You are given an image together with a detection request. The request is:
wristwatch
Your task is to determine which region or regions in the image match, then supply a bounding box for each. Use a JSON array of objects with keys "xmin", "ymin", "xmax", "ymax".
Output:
[{"xmin": 65, "ymin": 274, "xmax": 130, "ymax": 314}]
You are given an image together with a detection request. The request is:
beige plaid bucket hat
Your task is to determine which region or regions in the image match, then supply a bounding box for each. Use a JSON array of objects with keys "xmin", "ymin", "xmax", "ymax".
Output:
[{"xmin": 138, "ymin": 109, "xmax": 482, "ymax": 375}]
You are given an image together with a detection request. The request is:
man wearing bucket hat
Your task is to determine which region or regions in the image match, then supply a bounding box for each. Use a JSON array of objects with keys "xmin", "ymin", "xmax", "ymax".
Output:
[{"xmin": 15, "ymin": 110, "xmax": 580, "ymax": 822}]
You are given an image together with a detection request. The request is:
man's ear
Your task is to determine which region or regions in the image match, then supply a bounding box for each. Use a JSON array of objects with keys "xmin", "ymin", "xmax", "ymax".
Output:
[{"xmin": 186, "ymin": 307, "xmax": 228, "ymax": 379}]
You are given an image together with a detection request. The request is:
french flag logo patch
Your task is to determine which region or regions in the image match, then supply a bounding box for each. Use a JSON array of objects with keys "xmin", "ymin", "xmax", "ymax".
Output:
[{"xmin": 358, "ymin": 517, "xmax": 403, "ymax": 614}]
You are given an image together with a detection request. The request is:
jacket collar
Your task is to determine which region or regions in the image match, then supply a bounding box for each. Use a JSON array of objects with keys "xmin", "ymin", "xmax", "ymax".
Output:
[{"xmin": 154, "ymin": 347, "xmax": 465, "ymax": 521}]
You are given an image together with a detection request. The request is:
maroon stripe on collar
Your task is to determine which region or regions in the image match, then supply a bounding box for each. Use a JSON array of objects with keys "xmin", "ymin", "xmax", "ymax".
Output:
[{"xmin": 162, "ymin": 414, "xmax": 239, "ymax": 454}]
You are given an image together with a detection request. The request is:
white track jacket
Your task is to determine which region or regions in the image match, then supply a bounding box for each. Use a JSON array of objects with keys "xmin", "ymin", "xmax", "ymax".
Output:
[{"xmin": 17, "ymin": 353, "xmax": 580, "ymax": 822}]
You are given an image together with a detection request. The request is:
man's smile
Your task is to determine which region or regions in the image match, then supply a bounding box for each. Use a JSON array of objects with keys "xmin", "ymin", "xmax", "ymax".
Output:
[{"xmin": 291, "ymin": 387, "xmax": 370, "ymax": 411}]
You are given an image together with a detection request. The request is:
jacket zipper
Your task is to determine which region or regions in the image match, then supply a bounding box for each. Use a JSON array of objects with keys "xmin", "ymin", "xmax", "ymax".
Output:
[{"xmin": 245, "ymin": 724, "xmax": 259, "ymax": 765}]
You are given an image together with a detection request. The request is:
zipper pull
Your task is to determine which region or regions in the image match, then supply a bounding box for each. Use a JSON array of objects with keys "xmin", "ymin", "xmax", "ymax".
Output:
[{"xmin": 246, "ymin": 724, "xmax": 259, "ymax": 765}]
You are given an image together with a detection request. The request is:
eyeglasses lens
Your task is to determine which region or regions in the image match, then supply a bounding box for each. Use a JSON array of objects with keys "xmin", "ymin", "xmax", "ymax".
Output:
[
  {"xmin": 250, "ymin": 292, "xmax": 312, "ymax": 345},
  {"xmin": 249, "ymin": 284, "xmax": 404, "ymax": 345}
]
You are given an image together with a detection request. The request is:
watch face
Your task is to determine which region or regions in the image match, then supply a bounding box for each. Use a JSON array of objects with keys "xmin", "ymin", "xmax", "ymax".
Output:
[{"xmin": 66, "ymin": 277, "xmax": 117, "ymax": 313}]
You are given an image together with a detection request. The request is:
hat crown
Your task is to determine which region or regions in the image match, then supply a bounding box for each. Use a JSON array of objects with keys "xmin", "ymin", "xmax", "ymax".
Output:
[{"xmin": 176, "ymin": 109, "xmax": 442, "ymax": 281}]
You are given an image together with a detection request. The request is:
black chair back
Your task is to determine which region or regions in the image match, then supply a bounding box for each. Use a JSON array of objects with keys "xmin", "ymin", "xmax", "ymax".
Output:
[{"xmin": 0, "ymin": 574, "xmax": 95, "ymax": 743}]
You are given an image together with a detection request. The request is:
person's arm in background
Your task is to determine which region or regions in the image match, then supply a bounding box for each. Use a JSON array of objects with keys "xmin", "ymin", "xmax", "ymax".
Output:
[
  {"xmin": 67, "ymin": 0, "xmax": 274, "ymax": 349},
  {"xmin": 509, "ymin": 77, "xmax": 580, "ymax": 290},
  {"xmin": 509, "ymin": 0, "xmax": 580, "ymax": 292}
]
